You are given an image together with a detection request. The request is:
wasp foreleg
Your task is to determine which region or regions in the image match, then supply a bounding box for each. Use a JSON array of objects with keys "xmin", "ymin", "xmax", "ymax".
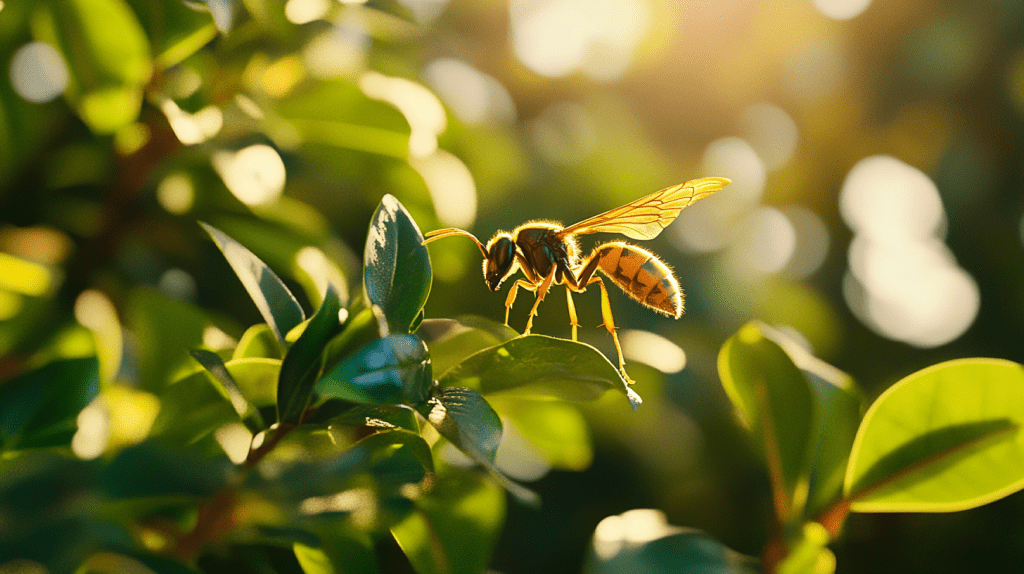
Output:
[
  {"xmin": 565, "ymin": 288, "xmax": 579, "ymax": 341},
  {"xmin": 523, "ymin": 268, "xmax": 556, "ymax": 335},
  {"xmin": 505, "ymin": 279, "xmax": 537, "ymax": 326}
]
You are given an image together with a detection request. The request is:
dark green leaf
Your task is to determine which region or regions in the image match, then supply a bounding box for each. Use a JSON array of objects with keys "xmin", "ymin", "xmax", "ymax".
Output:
[
  {"xmin": 126, "ymin": 287, "xmax": 214, "ymax": 393},
  {"xmin": 317, "ymin": 334, "xmax": 432, "ymax": 406},
  {"xmin": 201, "ymin": 222, "xmax": 306, "ymax": 346},
  {"xmin": 0, "ymin": 357, "xmax": 99, "ymax": 451},
  {"xmin": 423, "ymin": 387, "xmax": 502, "ymax": 465},
  {"xmin": 391, "ymin": 465, "xmax": 505, "ymax": 574},
  {"xmin": 805, "ymin": 368, "xmax": 863, "ymax": 518},
  {"xmin": 362, "ymin": 195, "xmax": 432, "ymax": 335},
  {"xmin": 188, "ymin": 349, "xmax": 265, "ymax": 431},
  {"xmin": 101, "ymin": 441, "xmax": 231, "ymax": 499},
  {"xmin": 438, "ymin": 334, "xmax": 640, "ymax": 410},
  {"xmin": 718, "ymin": 321, "xmax": 816, "ymax": 524},
  {"xmin": 309, "ymin": 401, "xmax": 419, "ymax": 432},
  {"xmin": 278, "ymin": 285, "xmax": 344, "ymax": 423}
]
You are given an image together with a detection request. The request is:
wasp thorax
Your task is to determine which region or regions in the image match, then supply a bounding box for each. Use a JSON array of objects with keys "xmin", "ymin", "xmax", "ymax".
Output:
[{"xmin": 484, "ymin": 235, "xmax": 516, "ymax": 291}]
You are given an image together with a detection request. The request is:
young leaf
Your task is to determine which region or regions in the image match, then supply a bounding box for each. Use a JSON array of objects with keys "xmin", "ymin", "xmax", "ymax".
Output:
[
  {"xmin": 278, "ymin": 285, "xmax": 344, "ymax": 423},
  {"xmin": 294, "ymin": 543, "xmax": 336, "ymax": 574},
  {"xmin": 188, "ymin": 349, "xmax": 264, "ymax": 431},
  {"xmin": 844, "ymin": 358, "xmax": 1024, "ymax": 513},
  {"xmin": 233, "ymin": 323, "xmax": 284, "ymax": 360},
  {"xmin": 317, "ymin": 334, "xmax": 432, "ymax": 406},
  {"xmin": 423, "ymin": 387, "xmax": 502, "ymax": 465},
  {"xmin": 363, "ymin": 195, "xmax": 432, "ymax": 335},
  {"xmin": 125, "ymin": 0, "xmax": 217, "ymax": 68},
  {"xmin": 200, "ymin": 222, "xmax": 306, "ymax": 346},
  {"xmin": 391, "ymin": 465, "xmax": 505, "ymax": 574},
  {"xmin": 438, "ymin": 334, "xmax": 640, "ymax": 410},
  {"xmin": 418, "ymin": 317, "xmax": 518, "ymax": 378},
  {"xmin": 718, "ymin": 321, "xmax": 815, "ymax": 524}
]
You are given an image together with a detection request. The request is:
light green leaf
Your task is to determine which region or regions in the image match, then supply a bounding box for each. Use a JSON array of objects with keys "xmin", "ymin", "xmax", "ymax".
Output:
[
  {"xmin": 718, "ymin": 321, "xmax": 815, "ymax": 523},
  {"xmin": 438, "ymin": 335, "xmax": 640, "ymax": 410},
  {"xmin": 844, "ymin": 358, "xmax": 1024, "ymax": 513},
  {"xmin": 233, "ymin": 324, "xmax": 284, "ymax": 360},
  {"xmin": 126, "ymin": 0, "xmax": 218, "ymax": 68},
  {"xmin": 294, "ymin": 543, "xmax": 336, "ymax": 574},
  {"xmin": 391, "ymin": 465, "xmax": 505, "ymax": 574},
  {"xmin": 278, "ymin": 285, "xmax": 343, "ymax": 423},
  {"xmin": 32, "ymin": 0, "xmax": 152, "ymax": 133}
]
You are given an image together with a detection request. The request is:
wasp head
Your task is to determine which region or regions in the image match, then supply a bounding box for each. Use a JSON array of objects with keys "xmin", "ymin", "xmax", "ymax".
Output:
[{"xmin": 484, "ymin": 233, "xmax": 517, "ymax": 291}]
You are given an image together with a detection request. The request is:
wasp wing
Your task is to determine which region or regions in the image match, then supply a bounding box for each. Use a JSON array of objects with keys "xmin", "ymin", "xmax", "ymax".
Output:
[{"xmin": 555, "ymin": 177, "xmax": 730, "ymax": 241}]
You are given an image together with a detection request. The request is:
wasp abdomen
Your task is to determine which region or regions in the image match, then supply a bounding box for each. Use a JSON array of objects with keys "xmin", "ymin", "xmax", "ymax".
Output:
[{"xmin": 588, "ymin": 241, "xmax": 683, "ymax": 318}]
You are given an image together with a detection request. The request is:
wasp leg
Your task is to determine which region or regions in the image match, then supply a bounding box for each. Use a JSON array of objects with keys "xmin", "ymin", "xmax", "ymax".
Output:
[
  {"xmin": 523, "ymin": 268, "xmax": 556, "ymax": 335},
  {"xmin": 565, "ymin": 288, "xmax": 579, "ymax": 341},
  {"xmin": 505, "ymin": 279, "xmax": 538, "ymax": 326},
  {"xmin": 586, "ymin": 276, "xmax": 635, "ymax": 386}
]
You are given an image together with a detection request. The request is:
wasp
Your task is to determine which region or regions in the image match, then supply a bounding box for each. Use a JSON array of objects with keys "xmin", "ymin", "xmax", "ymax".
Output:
[{"xmin": 422, "ymin": 177, "xmax": 729, "ymax": 384}]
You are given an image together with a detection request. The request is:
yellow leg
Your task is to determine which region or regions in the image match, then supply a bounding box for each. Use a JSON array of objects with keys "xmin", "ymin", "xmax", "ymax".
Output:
[
  {"xmin": 504, "ymin": 279, "xmax": 536, "ymax": 326},
  {"xmin": 523, "ymin": 269, "xmax": 555, "ymax": 335},
  {"xmin": 589, "ymin": 276, "xmax": 635, "ymax": 385},
  {"xmin": 565, "ymin": 288, "xmax": 579, "ymax": 341}
]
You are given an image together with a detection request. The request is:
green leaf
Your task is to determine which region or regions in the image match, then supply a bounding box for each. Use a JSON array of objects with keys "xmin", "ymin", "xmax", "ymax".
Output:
[
  {"xmin": 233, "ymin": 323, "xmax": 284, "ymax": 360},
  {"xmin": 391, "ymin": 465, "xmax": 505, "ymax": 574},
  {"xmin": 149, "ymin": 370, "xmax": 240, "ymax": 445},
  {"xmin": 225, "ymin": 357, "xmax": 281, "ymax": 408},
  {"xmin": 363, "ymin": 195, "xmax": 432, "ymax": 335},
  {"xmin": 804, "ymin": 368, "xmax": 863, "ymax": 518},
  {"xmin": 438, "ymin": 334, "xmax": 640, "ymax": 410},
  {"xmin": 776, "ymin": 522, "xmax": 835, "ymax": 574},
  {"xmin": 32, "ymin": 0, "xmax": 152, "ymax": 133},
  {"xmin": 101, "ymin": 441, "xmax": 231, "ymax": 499},
  {"xmin": 188, "ymin": 349, "xmax": 265, "ymax": 431},
  {"xmin": 201, "ymin": 222, "xmax": 306, "ymax": 346},
  {"xmin": 423, "ymin": 387, "xmax": 502, "ymax": 465},
  {"xmin": 294, "ymin": 543, "xmax": 336, "ymax": 574},
  {"xmin": 126, "ymin": 287, "xmax": 214, "ymax": 393},
  {"xmin": 844, "ymin": 358, "xmax": 1024, "ymax": 512},
  {"xmin": 317, "ymin": 334, "xmax": 432, "ymax": 406},
  {"xmin": 278, "ymin": 285, "xmax": 344, "ymax": 423},
  {"xmin": 718, "ymin": 321, "xmax": 815, "ymax": 523},
  {"xmin": 125, "ymin": 0, "xmax": 217, "ymax": 68},
  {"xmin": 490, "ymin": 397, "xmax": 593, "ymax": 471},
  {"xmin": 584, "ymin": 514, "xmax": 756, "ymax": 574},
  {"xmin": 418, "ymin": 317, "xmax": 517, "ymax": 379},
  {"xmin": 0, "ymin": 357, "xmax": 99, "ymax": 451},
  {"xmin": 309, "ymin": 401, "xmax": 419, "ymax": 432}
]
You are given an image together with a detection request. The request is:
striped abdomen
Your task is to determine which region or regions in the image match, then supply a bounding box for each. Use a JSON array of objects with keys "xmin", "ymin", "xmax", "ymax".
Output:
[{"xmin": 583, "ymin": 241, "xmax": 683, "ymax": 318}]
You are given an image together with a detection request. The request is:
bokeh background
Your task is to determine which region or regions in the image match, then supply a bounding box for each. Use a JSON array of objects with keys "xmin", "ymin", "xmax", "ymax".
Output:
[{"xmin": 2, "ymin": 0, "xmax": 1024, "ymax": 571}]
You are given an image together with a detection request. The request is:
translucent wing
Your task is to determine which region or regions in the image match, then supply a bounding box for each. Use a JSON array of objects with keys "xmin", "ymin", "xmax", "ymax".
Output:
[{"xmin": 555, "ymin": 177, "xmax": 730, "ymax": 241}]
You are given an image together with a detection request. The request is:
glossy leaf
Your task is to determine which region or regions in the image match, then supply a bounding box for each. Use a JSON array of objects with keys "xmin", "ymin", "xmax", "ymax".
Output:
[
  {"xmin": 0, "ymin": 357, "xmax": 99, "ymax": 451},
  {"xmin": 438, "ymin": 334, "xmax": 640, "ymax": 410},
  {"xmin": 233, "ymin": 323, "xmax": 284, "ymax": 360},
  {"xmin": 32, "ymin": 0, "xmax": 151, "ymax": 133},
  {"xmin": 418, "ymin": 317, "xmax": 517, "ymax": 379},
  {"xmin": 844, "ymin": 358, "xmax": 1024, "ymax": 512},
  {"xmin": 225, "ymin": 358, "xmax": 281, "ymax": 408},
  {"xmin": 317, "ymin": 334, "xmax": 432, "ymax": 406},
  {"xmin": 201, "ymin": 222, "xmax": 306, "ymax": 346},
  {"xmin": 362, "ymin": 195, "xmax": 432, "ymax": 335},
  {"xmin": 424, "ymin": 387, "xmax": 502, "ymax": 465},
  {"xmin": 309, "ymin": 401, "xmax": 419, "ymax": 432},
  {"xmin": 391, "ymin": 465, "xmax": 505, "ymax": 574},
  {"xmin": 188, "ymin": 349, "xmax": 265, "ymax": 431},
  {"xmin": 718, "ymin": 321, "xmax": 815, "ymax": 523},
  {"xmin": 278, "ymin": 285, "xmax": 344, "ymax": 423}
]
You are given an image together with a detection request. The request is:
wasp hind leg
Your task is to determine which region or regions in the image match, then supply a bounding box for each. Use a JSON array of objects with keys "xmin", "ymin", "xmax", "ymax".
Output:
[
  {"xmin": 585, "ymin": 276, "xmax": 635, "ymax": 386},
  {"xmin": 522, "ymin": 269, "xmax": 555, "ymax": 335}
]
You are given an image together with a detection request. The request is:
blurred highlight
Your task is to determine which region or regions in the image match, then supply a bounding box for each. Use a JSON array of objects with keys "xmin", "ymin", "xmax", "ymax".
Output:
[
  {"xmin": 213, "ymin": 144, "xmax": 287, "ymax": 206},
  {"xmin": 10, "ymin": 42, "xmax": 68, "ymax": 103},
  {"xmin": 841, "ymin": 155, "xmax": 979, "ymax": 347},
  {"xmin": 359, "ymin": 71, "xmax": 446, "ymax": 157},
  {"xmin": 592, "ymin": 508, "xmax": 681, "ymax": 561},
  {"xmin": 620, "ymin": 329, "xmax": 686, "ymax": 374}
]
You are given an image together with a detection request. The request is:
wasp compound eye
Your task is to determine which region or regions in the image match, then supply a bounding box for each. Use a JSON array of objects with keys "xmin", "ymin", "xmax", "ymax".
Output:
[{"xmin": 485, "ymin": 236, "xmax": 515, "ymax": 291}]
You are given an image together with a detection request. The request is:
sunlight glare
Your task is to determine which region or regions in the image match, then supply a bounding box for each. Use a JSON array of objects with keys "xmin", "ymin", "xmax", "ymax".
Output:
[
  {"xmin": 510, "ymin": 0, "xmax": 650, "ymax": 81},
  {"xmin": 423, "ymin": 58, "xmax": 516, "ymax": 125},
  {"xmin": 213, "ymin": 144, "xmax": 286, "ymax": 206},
  {"xmin": 156, "ymin": 172, "xmax": 195, "ymax": 214},
  {"xmin": 304, "ymin": 24, "xmax": 368, "ymax": 78},
  {"xmin": 285, "ymin": 0, "xmax": 330, "ymax": 24},
  {"xmin": 812, "ymin": 0, "xmax": 872, "ymax": 21},
  {"xmin": 10, "ymin": 42, "xmax": 68, "ymax": 103},
  {"xmin": 71, "ymin": 399, "xmax": 109, "ymax": 460},
  {"xmin": 215, "ymin": 423, "xmax": 253, "ymax": 464},
  {"xmin": 593, "ymin": 509, "xmax": 681, "ymax": 560},
  {"xmin": 161, "ymin": 99, "xmax": 223, "ymax": 145},
  {"xmin": 494, "ymin": 417, "xmax": 551, "ymax": 481},
  {"xmin": 410, "ymin": 149, "xmax": 477, "ymax": 229},
  {"xmin": 840, "ymin": 155, "xmax": 978, "ymax": 347},
  {"xmin": 359, "ymin": 71, "xmax": 446, "ymax": 157},
  {"xmin": 620, "ymin": 329, "xmax": 686, "ymax": 374}
]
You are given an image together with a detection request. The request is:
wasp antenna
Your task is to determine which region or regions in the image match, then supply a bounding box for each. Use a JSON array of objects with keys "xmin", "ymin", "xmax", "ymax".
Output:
[{"xmin": 422, "ymin": 228, "xmax": 488, "ymax": 258}]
